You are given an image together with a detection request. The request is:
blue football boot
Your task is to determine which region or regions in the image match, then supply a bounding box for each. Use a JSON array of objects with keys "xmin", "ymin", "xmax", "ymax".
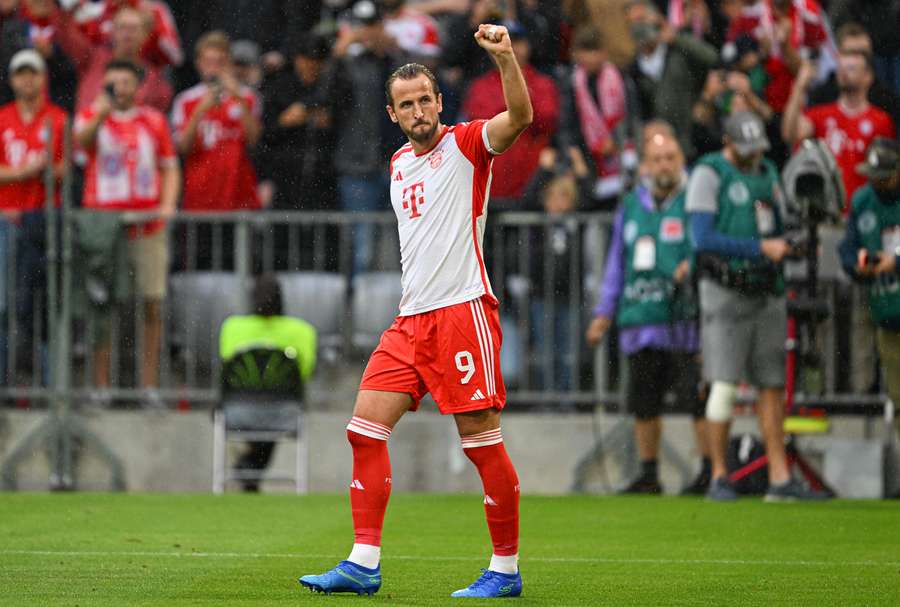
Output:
[
  {"xmin": 451, "ymin": 569, "xmax": 522, "ymax": 598},
  {"xmin": 298, "ymin": 560, "xmax": 381, "ymax": 596}
]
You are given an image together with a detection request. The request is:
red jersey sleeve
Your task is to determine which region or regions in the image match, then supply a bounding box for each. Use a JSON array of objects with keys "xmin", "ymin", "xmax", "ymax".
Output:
[
  {"xmin": 453, "ymin": 120, "xmax": 494, "ymax": 169},
  {"xmin": 876, "ymin": 112, "xmax": 897, "ymax": 139},
  {"xmin": 74, "ymin": 108, "xmax": 99, "ymax": 151},
  {"xmin": 150, "ymin": 110, "xmax": 177, "ymax": 164}
]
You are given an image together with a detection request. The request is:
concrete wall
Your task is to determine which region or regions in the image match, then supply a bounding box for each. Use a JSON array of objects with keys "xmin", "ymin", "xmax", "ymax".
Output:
[{"xmin": 0, "ymin": 409, "xmax": 895, "ymax": 496}]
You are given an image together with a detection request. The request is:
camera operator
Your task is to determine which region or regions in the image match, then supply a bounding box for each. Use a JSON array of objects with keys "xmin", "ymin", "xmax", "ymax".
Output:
[
  {"xmin": 838, "ymin": 138, "xmax": 900, "ymax": 443},
  {"xmin": 686, "ymin": 111, "xmax": 824, "ymax": 501}
]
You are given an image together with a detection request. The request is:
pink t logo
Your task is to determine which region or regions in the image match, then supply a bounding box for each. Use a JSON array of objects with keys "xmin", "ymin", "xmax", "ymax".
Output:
[{"xmin": 402, "ymin": 181, "xmax": 425, "ymax": 219}]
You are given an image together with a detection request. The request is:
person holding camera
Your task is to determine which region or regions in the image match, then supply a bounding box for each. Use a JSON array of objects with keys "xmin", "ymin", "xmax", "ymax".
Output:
[
  {"xmin": 171, "ymin": 30, "xmax": 261, "ymax": 213},
  {"xmin": 587, "ymin": 128, "xmax": 711, "ymax": 494},
  {"xmin": 686, "ymin": 111, "xmax": 824, "ymax": 501},
  {"xmin": 74, "ymin": 58, "xmax": 180, "ymax": 397},
  {"xmin": 838, "ymin": 138, "xmax": 900, "ymax": 443}
]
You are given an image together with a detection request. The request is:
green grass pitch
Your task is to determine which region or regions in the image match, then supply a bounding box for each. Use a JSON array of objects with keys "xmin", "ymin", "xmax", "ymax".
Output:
[{"xmin": 1, "ymin": 493, "xmax": 898, "ymax": 606}]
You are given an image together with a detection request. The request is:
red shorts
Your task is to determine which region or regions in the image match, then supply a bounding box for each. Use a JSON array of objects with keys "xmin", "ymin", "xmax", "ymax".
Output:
[{"xmin": 360, "ymin": 295, "xmax": 506, "ymax": 414}]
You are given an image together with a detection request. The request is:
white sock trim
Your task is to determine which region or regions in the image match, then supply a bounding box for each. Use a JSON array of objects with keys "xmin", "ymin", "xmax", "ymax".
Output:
[
  {"xmin": 488, "ymin": 553, "xmax": 518, "ymax": 574},
  {"xmin": 461, "ymin": 428, "xmax": 503, "ymax": 449},
  {"xmin": 347, "ymin": 416, "xmax": 392, "ymax": 441},
  {"xmin": 347, "ymin": 543, "xmax": 381, "ymax": 569}
]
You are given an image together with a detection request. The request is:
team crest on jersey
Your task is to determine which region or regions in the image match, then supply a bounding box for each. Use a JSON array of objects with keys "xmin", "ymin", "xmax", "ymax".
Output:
[
  {"xmin": 429, "ymin": 149, "xmax": 443, "ymax": 169},
  {"xmin": 860, "ymin": 120, "xmax": 873, "ymax": 137},
  {"xmin": 728, "ymin": 182, "xmax": 750, "ymax": 205},
  {"xmin": 857, "ymin": 211, "xmax": 877, "ymax": 234},
  {"xmin": 660, "ymin": 217, "xmax": 684, "ymax": 242}
]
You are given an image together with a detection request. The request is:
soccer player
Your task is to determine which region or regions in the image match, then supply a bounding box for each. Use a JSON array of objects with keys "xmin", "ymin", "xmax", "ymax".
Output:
[{"xmin": 299, "ymin": 23, "xmax": 532, "ymax": 598}]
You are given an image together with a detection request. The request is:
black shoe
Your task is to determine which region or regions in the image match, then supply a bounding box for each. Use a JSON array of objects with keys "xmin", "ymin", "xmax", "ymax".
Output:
[
  {"xmin": 681, "ymin": 471, "xmax": 711, "ymax": 496},
  {"xmin": 621, "ymin": 477, "xmax": 662, "ymax": 494},
  {"xmin": 764, "ymin": 477, "xmax": 830, "ymax": 502}
]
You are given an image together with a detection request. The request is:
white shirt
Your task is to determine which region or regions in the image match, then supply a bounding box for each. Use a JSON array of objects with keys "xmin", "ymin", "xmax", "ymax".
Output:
[
  {"xmin": 638, "ymin": 43, "xmax": 668, "ymax": 82},
  {"xmin": 389, "ymin": 120, "xmax": 498, "ymax": 316}
]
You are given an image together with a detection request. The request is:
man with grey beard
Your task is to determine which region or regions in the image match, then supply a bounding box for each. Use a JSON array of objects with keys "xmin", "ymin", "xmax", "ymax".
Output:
[{"xmin": 587, "ymin": 126, "xmax": 710, "ymax": 495}]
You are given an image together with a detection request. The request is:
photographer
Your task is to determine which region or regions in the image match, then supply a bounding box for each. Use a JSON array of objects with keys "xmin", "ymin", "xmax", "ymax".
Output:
[
  {"xmin": 588, "ymin": 129, "xmax": 711, "ymax": 494},
  {"xmin": 686, "ymin": 111, "xmax": 823, "ymax": 501},
  {"xmin": 837, "ymin": 138, "xmax": 900, "ymax": 441}
]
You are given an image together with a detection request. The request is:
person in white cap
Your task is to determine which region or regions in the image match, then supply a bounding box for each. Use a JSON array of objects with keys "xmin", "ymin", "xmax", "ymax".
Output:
[{"xmin": 0, "ymin": 48, "xmax": 68, "ymax": 378}]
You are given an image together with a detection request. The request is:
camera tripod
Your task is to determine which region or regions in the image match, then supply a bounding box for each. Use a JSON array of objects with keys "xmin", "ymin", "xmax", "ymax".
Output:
[{"xmin": 727, "ymin": 219, "xmax": 835, "ymax": 494}]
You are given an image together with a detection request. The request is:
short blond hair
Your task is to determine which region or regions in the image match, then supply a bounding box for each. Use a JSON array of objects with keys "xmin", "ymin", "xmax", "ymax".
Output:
[
  {"xmin": 544, "ymin": 175, "xmax": 579, "ymax": 207},
  {"xmin": 195, "ymin": 30, "xmax": 231, "ymax": 58}
]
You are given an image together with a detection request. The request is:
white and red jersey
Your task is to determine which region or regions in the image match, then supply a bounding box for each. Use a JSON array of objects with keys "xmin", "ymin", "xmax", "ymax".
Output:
[
  {"xmin": 384, "ymin": 7, "xmax": 441, "ymax": 58},
  {"xmin": 390, "ymin": 120, "xmax": 498, "ymax": 316},
  {"xmin": 0, "ymin": 101, "xmax": 67, "ymax": 211},
  {"xmin": 805, "ymin": 102, "xmax": 896, "ymax": 206},
  {"xmin": 73, "ymin": 0, "xmax": 183, "ymax": 67},
  {"xmin": 171, "ymin": 83, "xmax": 261, "ymax": 211},
  {"xmin": 76, "ymin": 105, "xmax": 176, "ymax": 227}
]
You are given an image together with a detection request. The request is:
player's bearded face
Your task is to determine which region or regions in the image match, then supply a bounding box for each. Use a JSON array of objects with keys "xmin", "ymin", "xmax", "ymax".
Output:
[{"xmin": 404, "ymin": 116, "xmax": 439, "ymax": 144}]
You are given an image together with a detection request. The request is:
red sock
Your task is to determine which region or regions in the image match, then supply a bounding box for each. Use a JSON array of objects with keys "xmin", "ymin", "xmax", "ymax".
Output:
[
  {"xmin": 346, "ymin": 417, "xmax": 392, "ymax": 547},
  {"xmin": 462, "ymin": 429, "xmax": 520, "ymax": 556}
]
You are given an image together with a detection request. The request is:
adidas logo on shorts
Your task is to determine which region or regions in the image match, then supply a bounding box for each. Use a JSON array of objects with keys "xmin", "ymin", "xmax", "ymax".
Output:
[{"xmin": 470, "ymin": 389, "xmax": 486, "ymax": 401}]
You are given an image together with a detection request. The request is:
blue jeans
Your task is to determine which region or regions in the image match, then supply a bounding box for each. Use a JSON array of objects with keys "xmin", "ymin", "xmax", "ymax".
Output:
[{"xmin": 339, "ymin": 174, "xmax": 388, "ymax": 275}]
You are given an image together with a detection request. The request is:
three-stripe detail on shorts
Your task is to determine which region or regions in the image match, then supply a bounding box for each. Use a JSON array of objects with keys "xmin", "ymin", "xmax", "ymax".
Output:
[
  {"xmin": 468, "ymin": 298, "xmax": 496, "ymax": 397},
  {"xmin": 346, "ymin": 416, "xmax": 392, "ymax": 441}
]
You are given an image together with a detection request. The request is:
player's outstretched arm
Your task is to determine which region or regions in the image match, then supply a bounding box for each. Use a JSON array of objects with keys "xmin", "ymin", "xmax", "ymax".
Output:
[{"xmin": 474, "ymin": 24, "xmax": 533, "ymax": 155}]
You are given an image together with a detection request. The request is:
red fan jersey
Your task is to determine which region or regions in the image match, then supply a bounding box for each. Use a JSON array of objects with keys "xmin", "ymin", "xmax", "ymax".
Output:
[
  {"xmin": 805, "ymin": 102, "xmax": 896, "ymax": 205},
  {"xmin": 76, "ymin": 105, "xmax": 176, "ymax": 234},
  {"xmin": 171, "ymin": 84, "xmax": 261, "ymax": 211},
  {"xmin": 0, "ymin": 101, "xmax": 67, "ymax": 211}
]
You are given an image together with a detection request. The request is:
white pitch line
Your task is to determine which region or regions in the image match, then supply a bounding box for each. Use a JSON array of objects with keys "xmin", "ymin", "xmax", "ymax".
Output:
[{"xmin": 1, "ymin": 550, "xmax": 898, "ymax": 568}]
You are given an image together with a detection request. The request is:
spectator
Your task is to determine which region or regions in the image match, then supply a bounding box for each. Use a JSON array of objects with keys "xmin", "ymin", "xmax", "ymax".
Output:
[
  {"xmin": 260, "ymin": 35, "xmax": 335, "ymax": 212},
  {"xmin": 328, "ymin": 0, "xmax": 405, "ymax": 273},
  {"xmin": 520, "ymin": 146, "xmax": 592, "ymax": 393},
  {"xmin": 219, "ymin": 273, "xmax": 317, "ymax": 492},
  {"xmin": 74, "ymin": 58, "xmax": 180, "ymax": 398},
  {"xmin": 443, "ymin": 0, "xmax": 507, "ymax": 84},
  {"xmin": 625, "ymin": 0, "xmax": 718, "ymax": 162},
  {"xmin": 837, "ymin": 138, "xmax": 900, "ymax": 477},
  {"xmin": 782, "ymin": 53, "xmax": 896, "ymax": 208},
  {"xmin": 383, "ymin": 0, "xmax": 441, "ymax": 60},
  {"xmin": 692, "ymin": 36, "xmax": 774, "ymax": 157},
  {"xmin": 829, "ymin": 0, "xmax": 900, "ymax": 98},
  {"xmin": 231, "ymin": 39, "xmax": 262, "ymax": 89},
  {"xmin": 727, "ymin": 0, "xmax": 835, "ymax": 114},
  {"xmin": 807, "ymin": 22, "xmax": 900, "ymax": 129},
  {"xmin": 171, "ymin": 31, "xmax": 261, "ymax": 212},
  {"xmin": 686, "ymin": 111, "xmax": 822, "ymax": 501},
  {"xmin": 0, "ymin": 0, "xmax": 79, "ymax": 112},
  {"xmin": 461, "ymin": 20, "xmax": 559, "ymax": 208},
  {"xmin": 558, "ymin": 25, "xmax": 634, "ymax": 209},
  {"xmin": 0, "ymin": 49, "xmax": 66, "ymax": 381},
  {"xmin": 52, "ymin": 4, "xmax": 173, "ymax": 112},
  {"xmin": 66, "ymin": 0, "xmax": 183, "ymax": 68},
  {"xmin": 587, "ymin": 129, "xmax": 710, "ymax": 495}
]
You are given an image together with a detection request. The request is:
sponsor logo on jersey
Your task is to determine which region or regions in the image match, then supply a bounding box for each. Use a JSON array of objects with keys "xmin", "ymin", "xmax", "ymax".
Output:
[{"xmin": 660, "ymin": 217, "xmax": 684, "ymax": 242}]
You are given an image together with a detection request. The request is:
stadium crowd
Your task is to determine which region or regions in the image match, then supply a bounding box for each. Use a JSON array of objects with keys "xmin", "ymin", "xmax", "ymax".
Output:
[{"xmin": 0, "ymin": 1, "xmax": 899, "ymax": 492}]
